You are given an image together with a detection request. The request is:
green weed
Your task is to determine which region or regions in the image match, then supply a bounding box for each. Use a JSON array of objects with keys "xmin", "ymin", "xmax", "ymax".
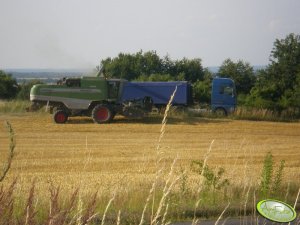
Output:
[{"xmin": 259, "ymin": 152, "xmax": 286, "ymax": 198}]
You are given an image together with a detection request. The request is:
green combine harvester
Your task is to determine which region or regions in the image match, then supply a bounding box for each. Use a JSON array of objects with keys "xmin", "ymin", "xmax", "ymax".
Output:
[{"xmin": 29, "ymin": 76, "xmax": 153, "ymax": 123}]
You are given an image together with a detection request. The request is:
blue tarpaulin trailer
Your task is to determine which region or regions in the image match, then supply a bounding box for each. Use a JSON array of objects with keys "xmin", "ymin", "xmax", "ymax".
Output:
[
  {"xmin": 120, "ymin": 78, "xmax": 236, "ymax": 115},
  {"xmin": 120, "ymin": 81, "xmax": 193, "ymax": 107}
]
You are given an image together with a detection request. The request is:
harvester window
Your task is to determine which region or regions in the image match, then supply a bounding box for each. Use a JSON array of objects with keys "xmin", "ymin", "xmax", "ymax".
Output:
[
  {"xmin": 66, "ymin": 79, "xmax": 81, "ymax": 87},
  {"xmin": 108, "ymin": 81, "xmax": 120, "ymax": 98}
]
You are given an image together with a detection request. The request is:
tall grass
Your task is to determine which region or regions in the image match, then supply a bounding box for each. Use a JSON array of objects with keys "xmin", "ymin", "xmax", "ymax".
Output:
[
  {"xmin": 232, "ymin": 107, "xmax": 300, "ymax": 122},
  {"xmin": 1, "ymin": 99, "xmax": 299, "ymax": 122},
  {"xmin": 0, "ymin": 100, "xmax": 31, "ymax": 113},
  {"xmin": 0, "ymin": 149, "xmax": 299, "ymax": 224},
  {"xmin": 0, "ymin": 121, "xmax": 15, "ymax": 182}
]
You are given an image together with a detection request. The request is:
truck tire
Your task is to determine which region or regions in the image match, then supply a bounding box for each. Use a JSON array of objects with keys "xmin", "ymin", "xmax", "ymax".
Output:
[
  {"xmin": 214, "ymin": 108, "xmax": 227, "ymax": 117},
  {"xmin": 92, "ymin": 105, "xmax": 113, "ymax": 123},
  {"xmin": 53, "ymin": 110, "xmax": 68, "ymax": 124}
]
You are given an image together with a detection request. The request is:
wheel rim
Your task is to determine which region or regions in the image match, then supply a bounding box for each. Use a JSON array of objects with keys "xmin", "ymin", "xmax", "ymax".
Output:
[
  {"xmin": 96, "ymin": 107, "xmax": 109, "ymax": 121},
  {"xmin": 56, "ymin": 113, "xmax": 66, "ymax": 123}
]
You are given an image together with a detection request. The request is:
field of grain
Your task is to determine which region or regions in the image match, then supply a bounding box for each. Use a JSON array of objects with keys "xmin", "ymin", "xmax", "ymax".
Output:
[{"xmin": 0, "ymin": 112, "xmax": 300, "ymax": 223}]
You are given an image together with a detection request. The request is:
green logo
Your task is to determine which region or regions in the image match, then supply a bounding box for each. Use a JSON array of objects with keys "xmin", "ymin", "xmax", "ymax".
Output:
[{"xmin": 257, "ymin": 199, "xmax": 297, "ymax": 223}]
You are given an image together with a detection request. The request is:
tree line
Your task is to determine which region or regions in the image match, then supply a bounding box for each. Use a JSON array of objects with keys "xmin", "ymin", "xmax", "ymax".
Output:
[
  {"xmin": 1, "ymin": 33, "xmax": 299, "ymax": 115},
  {"xmin": 0, "ymin": 72, "xmax": 42, "ymax": 100}
]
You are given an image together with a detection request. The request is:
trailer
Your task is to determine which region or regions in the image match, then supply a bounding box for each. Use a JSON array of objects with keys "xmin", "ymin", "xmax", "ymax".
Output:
[
  {"xmin": 121, "ymin": 78, "xmax": 236, "ymax": 115},
  {"xmin": 120, "ymin": 81, "xmax": 193, "ymax": 107}
]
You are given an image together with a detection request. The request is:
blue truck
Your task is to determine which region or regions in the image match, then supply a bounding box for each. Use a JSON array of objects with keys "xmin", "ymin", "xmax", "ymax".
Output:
[{"xmin": 120, "ymin": 78, "xmax": 236, "ymax": 115}]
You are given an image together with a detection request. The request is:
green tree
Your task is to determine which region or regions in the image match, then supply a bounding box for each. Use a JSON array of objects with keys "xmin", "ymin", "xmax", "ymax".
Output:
[
  {"xmin": 0, "ymin": 70, "xmax": 19, "ymax": 99},
  {"xmin": 248, "ymin": 33, "xmax": 300, "ymax": 111},
  {"xmin": 135, "ymin": 73, "xmax": 173, "ymax": 82},
  {"xmin": 100, "ymin": 53, "xmax": 138, "ymax": 80},
  {"xmin": 174, "ymin": 58, "xmax": 204, "ymax": 82},
  {"xmin": 218, "ymin": 59, "xmax": 256, "ymax": 95},
  {"xmin": 100, "ymin": 51, "xmax": 204, "ymax": 82},
  {"xmin": 193, "ymin": 68, "xmax": 213, "ymax": 103},
  {"xmin": 137, "ymin": 51, "xmax": 162, "ymax": 75}
]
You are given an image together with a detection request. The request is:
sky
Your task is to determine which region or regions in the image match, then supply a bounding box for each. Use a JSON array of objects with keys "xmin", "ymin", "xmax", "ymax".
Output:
[{"xmin": 0, "ymin": 0, "xmax": 300, "ymax": 69}]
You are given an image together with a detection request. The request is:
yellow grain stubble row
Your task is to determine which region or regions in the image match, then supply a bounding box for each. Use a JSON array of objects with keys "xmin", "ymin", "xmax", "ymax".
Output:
[{"xmin": 0, "ymin": 113, "xmax": 300, "ymax": 197}]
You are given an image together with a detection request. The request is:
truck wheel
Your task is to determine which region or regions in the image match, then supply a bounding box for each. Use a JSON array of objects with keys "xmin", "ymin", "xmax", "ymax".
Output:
[
  {"xmin": 53, "ymin": 110, "xmax": 68, "ymax": 123},
  {"xmin": 214, "ymin": 108, "xmax": 227, "ymax": 117},
  {"xmin": 92, "ymin": 105, "xmax": 113, "ymax": 123}
]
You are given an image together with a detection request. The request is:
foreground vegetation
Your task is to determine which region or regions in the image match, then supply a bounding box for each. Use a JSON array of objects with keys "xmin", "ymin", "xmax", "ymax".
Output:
[
  {"xmin": 0, "ymin": 111, "xmax": 300, "ymax": 224},
  {"xmin": 1, "ymin": 99, "xmax": 300, "ymax": 123}
]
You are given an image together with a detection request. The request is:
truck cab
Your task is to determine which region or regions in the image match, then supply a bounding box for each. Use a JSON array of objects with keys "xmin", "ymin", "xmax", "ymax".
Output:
[{"xmin": 211, "ymin": 78, "xmax": 236, "ymax": 115}]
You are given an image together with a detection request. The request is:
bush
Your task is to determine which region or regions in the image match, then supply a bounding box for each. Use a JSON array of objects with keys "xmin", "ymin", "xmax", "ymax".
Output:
[
  {"xmin": 17, "ymin": 80, "xmax": 43, "ymax": 100},
  {"xmin": 0, "ymin": 70, "xmax": 19, "ymax": 99}
]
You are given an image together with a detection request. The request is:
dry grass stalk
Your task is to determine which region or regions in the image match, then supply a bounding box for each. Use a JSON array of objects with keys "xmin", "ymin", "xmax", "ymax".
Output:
[
  {"xmin": 47, "ymin": 184, "xmax": 79, "ymax": 225},
  {"xmin": 81, "ymin": 191, "xmax": 98, "ymax": 224},
  {"xmin": 252, "ymin": 190, "xmax": 257, "ymax": 225},
  {"xmin": 191, "ymin": 140, "xmax": 215, "ymax": 225},
  {"xmin": 220, "ymin": 217, "xmax": 229, "ymax": 225},
  {"xmin": 0, "ymin": 121, "xmax": 15, "ymax": 182},
  {"xmin": 156, "ymin": 86, "xmax": 177, "ymax": 163},
  {"xmin": 101, "ymin": 193, "xmax": 115, "ymax": 225},
  {"xmin": 76, "ymin": 193, "xmax": 83, "ymax": 225},
  {"xmin": 116, "ymin": 210, "xmax": 121, "ymax": 225},
  {"xmin": 0, "ymin": 178, "xmax": 17, "ymax": 224},
  {"xmin": 23, "ymin": 180, "xmax": 37, "ymax": 225},
  {"xmin": 214, "ymin": 202, "xmax": 230, "ymax": 225},
  {"xmin": 293, "ymin": 187, "xmax": 300, "ymax": 209},
  {"xmin": 145, "ymin": 86, "xmax": 178, "ymax": 225},
  {"xmin": 161, "ymin": 202, "xmax": 169, "ymax": 225},
  {"xmin": 243, "ymin": 185, "xmax": 251, "ymax": 225},
  {"xmin": 139, "ymin": 169, "xmax": 162, "ymax": 225},
  {"xmin": 151, "ymin": 157, "xmax": 181, "ymax": 225},
  {"xmin": 197, "ymin": 139, "xmax": 214, "ymax": 193},
  {"xmin": 285, "ymin": 182, "xmax": 290, "ymax": 202},
  {"xmin": 288, "ymin": 187, "xmax": 300, "ymax": 225}
]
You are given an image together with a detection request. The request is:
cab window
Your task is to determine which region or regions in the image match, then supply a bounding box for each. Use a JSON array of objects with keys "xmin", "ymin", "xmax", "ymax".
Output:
[{"xmin": 219, "ymin": 85, "xmax": 234, "ymax": 95}]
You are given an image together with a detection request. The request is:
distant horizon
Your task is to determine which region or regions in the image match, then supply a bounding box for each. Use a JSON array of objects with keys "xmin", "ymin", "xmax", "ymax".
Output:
[
  {"xmin": 3, "ymin": 65, "xmax": 267, "ymax": 72},
  {"xmin": 5, "ymin": 65, "xmax": 266, "ymax": 85}
]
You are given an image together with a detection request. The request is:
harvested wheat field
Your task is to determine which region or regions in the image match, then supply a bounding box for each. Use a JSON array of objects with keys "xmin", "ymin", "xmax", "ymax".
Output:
[
  {"xmin": 1, "ymin": 113, "xmax": 299, "ymax": 191},
  {"xmin": 0, "ymin": 113, "xmax": 300, "ymax": 223}
]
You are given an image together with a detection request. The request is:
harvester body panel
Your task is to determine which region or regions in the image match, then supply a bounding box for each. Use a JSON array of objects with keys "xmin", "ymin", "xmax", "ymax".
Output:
[{"xmin": 30, "ymin": 77, "xmax": 110, "ymax": 109}]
